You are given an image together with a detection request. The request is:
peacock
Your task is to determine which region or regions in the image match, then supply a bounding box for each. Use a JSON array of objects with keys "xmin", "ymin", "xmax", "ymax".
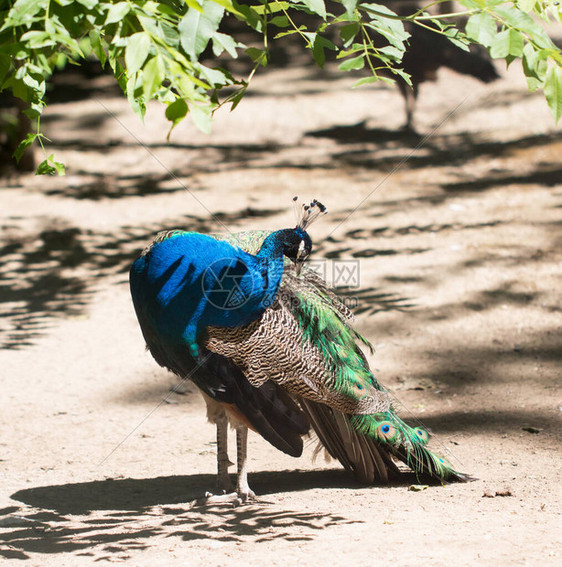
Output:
[{"xmin": 129, "ymin": 199, "xmax": 468, "ymax": 500}]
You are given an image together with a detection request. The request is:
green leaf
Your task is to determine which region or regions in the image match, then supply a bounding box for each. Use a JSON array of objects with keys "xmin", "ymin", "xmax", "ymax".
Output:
[
  {"xmin": 137, "ymin": 13, "xmax": 159, "ymax": 36},
  {"xmin": 89, "ymin": 31, "xmax": 107, "ymax": 67},
  {"xmin": 36, "ymin": 159, "xmax": 56, "ymax": 175},
  {"xmin": 36, "ymin": 155, "xmax": 64, "ymax": 176},
  {"xmin": 352, "ymin": 75, "xmax": 381, "ymax": 87},
  {"xmin": 341, "ymin": 0, "xmax": 358, "ymax": 18},
  {"xmin": 167, "ymin": 62, "xmax": 197, "ymax": 99},
  {"xmin": 126, "ymin": 75, "xmax": 146, "ymax": 120},
  {"xmin": 179, "ymin": 0, "xmax": 225, "ymax": 59},
  {"xmin": 212, "ymin": 0, "xmax": 241, "ymax": 15},
  {"xmin": 229, "ymin": 87, "xmax": 246, "ymax": 111},
  {"xmin": 362, "ymin": 3, "xmax": 409, "ymax": 50},
  {"xmin": 490, "ymin": 29, "xmax": 524, "ymax": 59},
  {"xmin": 2, "ymin": 0, "xmax": 48, "ymax": 29},
  {"xmin": 105, "ymin": 2, "xmax": 131, "ymax": 25},
  {"xmin": 377, "ymin": 44, "xmax": 403, "ymax": 62},
  {"xmin": 392, "ymin": 66, "xmax": 411, "ymax": 86},
  {"xmin": 157, "ymin": 22, "xmax": 181, "ymax": 48},
  {"xmin": 185, "ymin": 0, "xmax": 205, "ymax": 11},
  {"xmin": 125, "ymin": 32, "xmax": 151, "ymax": 75},
  {"xmin": 212, "ymin": 32, "xmax": 240, "ymax": 58},
  {"xmin": 340, "ymin": 23, "xmax": 359, "ymax": 48},
  {"xmin": 245, "ymin": 47, "xmax": 268, "ymax": 66},
  {"xmin": 191, "ymin": 105, "xmax": 213, "ymax": 133},
  {"xmin": 312, "ymin": 34, "xmax": 336, "ymax": 68},
  {"xmin": 142, "ymin": 56, "xmax": 165, "ymax": 100},
  {"xmin": 274, "ymin": 27, "xmax": 307, "ymax": 40},
  {"xmin": 522, "ymin": 43, "xmax": 548, "ymax": 91},
  {"xmin": 76, "ymin": 0, "xmax": 99, "ymax": 9},
  {"xmin": 269, "ymin": 15, "xmax": 289, "ymax": 28},
  {"xmin": 250, "ymin": 2, "xmax": 289, "ymax": 15},
  {"xmin": 23, "ymin": 101, "xmax": 43, "ymax": 120},
  {"xmin": 20, "ymin": 30, "xmax": 56, "ymax": 49},
  {"xmin": 544, "ymin": 65, "xmax": 562, "ymax": 123},
  {"xmin": 338, "ymin": 54, "xmax": 365, "ymax": 71},
  {"xmin": 465, "ymin": 13, "xmax": 497, "ymax": 47},
  {"xmin": 441, "ymin": 27, "xmax": 470, "ymax": 51},
  {"xmin": 50, "ymin": 156, "xmax": 66, "ymax": 177},
  {"xmin": 337, "ymin": 44, "xmax": 364, "ymax": 59},
  {"xmin": 494, "ymin": 5, "xmax": 555, "ymax": 50},
  {"xmin": 459, "ymin": 0, "xmax": 503, "ymax": 7},
  {"xmin": 165, "ymin": 98, "xmax": 189, "ymax": 140},
  {"xmin": 166, "ymin": 98, "xmax": 189, "ymax": 124},
  {"xmin": 199, "ymin": 65, "xmax": 230, "ymax": 86},
  {"xmin": 299, "ymin": 0, "xmax": 327, "ymax": 19},
  {"xmin": 13, "ymin": 132, "xmax": 37, "ymax": 163}
]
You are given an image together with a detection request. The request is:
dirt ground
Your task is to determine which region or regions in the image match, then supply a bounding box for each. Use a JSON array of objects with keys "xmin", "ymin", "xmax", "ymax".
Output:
[{"xmin": 1, "ymin": 49, "xmax": 561, "ymax": 566}]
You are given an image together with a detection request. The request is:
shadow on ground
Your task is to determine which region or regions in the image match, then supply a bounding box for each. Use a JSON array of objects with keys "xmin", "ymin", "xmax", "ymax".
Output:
[
  {"xmin": 25, "ymin": 128, "xmax": 562, "ymax": 203},
  {"xmin": 10, "ymin": 470, "xmax": 357, "ymax": 513},
  {"xmin": 1, "ymin": 470, "xmax": 362, "ymax": 560}
]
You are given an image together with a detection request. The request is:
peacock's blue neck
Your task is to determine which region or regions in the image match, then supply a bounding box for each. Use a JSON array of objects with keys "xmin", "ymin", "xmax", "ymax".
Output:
[
  {"xmin": 252, "ymin": 229, "xmax": 289, "ymax": 307},
  {"xmin": 256, "ymin": 229, "xmax": 291, "ymax": 260}
]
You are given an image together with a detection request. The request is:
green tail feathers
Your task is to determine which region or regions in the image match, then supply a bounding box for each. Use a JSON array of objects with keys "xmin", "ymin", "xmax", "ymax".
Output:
[
  {"xmin": 285, "ymin": 265, "xmax": 468, "ymax": 483},
  {"xmin": 351, "ymin": 412, "xmax": 467, "ymax": 482}
]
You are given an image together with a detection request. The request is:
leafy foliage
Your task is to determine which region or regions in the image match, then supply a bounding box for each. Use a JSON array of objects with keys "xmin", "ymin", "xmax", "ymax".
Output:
[{"xmin": 0, "ymin": 0, "xmax": 561, "ymax": 173}]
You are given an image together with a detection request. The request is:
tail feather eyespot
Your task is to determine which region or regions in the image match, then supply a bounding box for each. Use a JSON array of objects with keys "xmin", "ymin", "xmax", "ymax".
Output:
[
  {"xmin": 375, "ymin": 421, "xmax": 400, "ymax": 443},
  {"xmin": 414, "ymin": 427, "xmax": 430, "ymax": 444}
]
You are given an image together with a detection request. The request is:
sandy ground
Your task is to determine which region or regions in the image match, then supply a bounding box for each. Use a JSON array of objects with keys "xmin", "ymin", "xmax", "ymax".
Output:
[{"xmin": 1, "ymin": 50, "xmax": 561, "ymax": 566}]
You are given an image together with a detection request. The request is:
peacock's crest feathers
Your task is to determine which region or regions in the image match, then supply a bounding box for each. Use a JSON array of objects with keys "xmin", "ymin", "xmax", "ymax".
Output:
[{"xmin": 294, "ymin": 197, "xmax": 327, "ymax": 230}]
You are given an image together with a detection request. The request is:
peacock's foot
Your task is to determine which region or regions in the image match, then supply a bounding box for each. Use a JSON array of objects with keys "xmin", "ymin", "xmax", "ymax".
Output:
[
  {"xmin": 196, "ymin": 489, "xmax": 256, "ymax": 507},
  {"xmin": 236, "ymin": 483, "xmax": 255, "ymax": 502}
]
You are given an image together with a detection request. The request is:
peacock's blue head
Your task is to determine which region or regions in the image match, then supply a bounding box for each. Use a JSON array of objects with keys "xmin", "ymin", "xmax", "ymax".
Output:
[
  {"xmin": 284, "ymin": 197, "xmax": 327, "ymax": 274},
  {"xmin": 276, "ymin": 227, "xmax": 313, "ymax": 275},
  {"xmin": 258, "ymin": 198, "xmax": 326, "ymax": 275}
]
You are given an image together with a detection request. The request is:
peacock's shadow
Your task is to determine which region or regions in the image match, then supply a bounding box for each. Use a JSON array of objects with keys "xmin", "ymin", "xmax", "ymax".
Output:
[
  {"xmin": 9, "ymin": 468, "xmax": 416, "ymax": 515},
  {"xmin": 1, "ymin": 471, "xmax": 365, "ymax": 560}
]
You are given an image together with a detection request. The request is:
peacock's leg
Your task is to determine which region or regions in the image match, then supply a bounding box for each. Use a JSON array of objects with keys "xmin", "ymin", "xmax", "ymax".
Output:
[
  {"xmin": 235, "ymin": 425, "xmax": 255, "ymax": 500},
  {"xmin": 215, "ymin": 411, "xmax": 234, "ymax": 493},
  {"xmin": 202, "ymin": 394, "xmax": 234, "ymax": 494},
  {"xmin": 199, "ymin": 395, "xmax": 254, "ymax": 504}
]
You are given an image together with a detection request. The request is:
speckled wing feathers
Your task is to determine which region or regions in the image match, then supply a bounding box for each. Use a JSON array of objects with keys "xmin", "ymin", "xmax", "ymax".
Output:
[{"xmin": 204, "ymin": 291, "xmax": 391, "ymax": 415}]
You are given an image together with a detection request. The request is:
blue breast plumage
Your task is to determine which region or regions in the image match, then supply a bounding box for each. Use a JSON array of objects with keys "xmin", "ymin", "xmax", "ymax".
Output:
[{"xmin": 130, "ymin": 231, "xmax": 285, "ymax": 357}]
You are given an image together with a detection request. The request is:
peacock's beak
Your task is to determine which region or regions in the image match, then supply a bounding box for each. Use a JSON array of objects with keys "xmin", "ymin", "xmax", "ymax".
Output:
[{"xmin": 295, "ymin": 260, "xmax": 303, "ymax": 276}]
